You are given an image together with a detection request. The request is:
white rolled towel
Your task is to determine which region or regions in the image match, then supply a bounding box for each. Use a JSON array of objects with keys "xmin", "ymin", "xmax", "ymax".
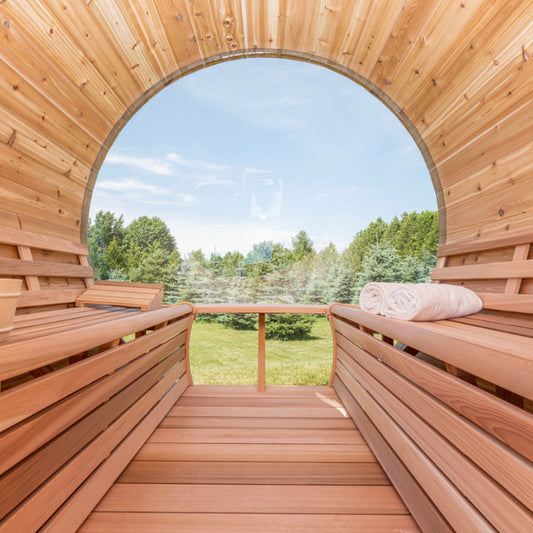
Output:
[
  {"xmin": 359, "ymin": 282, "xmax": 403, "ymax": 315},
  {"xmin": 383, "ymin": 283, "xmax": 483, "ymax": 321}
]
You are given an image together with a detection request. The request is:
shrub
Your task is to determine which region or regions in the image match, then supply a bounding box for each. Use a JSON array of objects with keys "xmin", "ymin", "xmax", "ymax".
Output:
[
  {"xmin": 265, "ymin": 313, "xmax": 317, "ymax": 340},
  {"xmin": 219, "ymin": 313, "xmax": 257, "ymax": 330}
]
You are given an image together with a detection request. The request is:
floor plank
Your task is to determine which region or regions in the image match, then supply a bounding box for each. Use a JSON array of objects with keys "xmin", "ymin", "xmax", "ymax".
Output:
[
  {"xmin": 95, "ymin": 484, "xmax": 409, "ymax": 514},
  {"xmin": 80, "ymin": 512, "xmax": 420, "ymax": 532},
  {"xmin": 160, "ymin": 415, "xmax": 356, "ymax": 429},
  {"xmin": 118, "ymin": 461, "xmax": 391, "ymax": 485},
  {"xmin": 182, "ymin": 385, "xmax": 338, "ymax": 398},
  {"xmin": 168, "ymin": 406, "xmax": 348, "ymax": 418},
  {"xmin": 134, "ymin": 442, "xmax": 376, "ymax": 462},
  {"xmin": 148, "ymin": 427, "xmax": 365, "ymax": 444}
]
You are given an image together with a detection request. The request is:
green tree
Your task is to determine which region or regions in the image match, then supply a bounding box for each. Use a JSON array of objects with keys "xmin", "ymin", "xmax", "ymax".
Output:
[
  {"xmin": 353, "ymin": 242, "xmax": 433, "ymax": 304},
  {"xmin": 270, "ymin": 243, "xmax": 292, "ymax": 269},
  {"xmin": 207, "ymin": 252, "xmax": 224, "ymax": 275},
  {"xmin": 244, "ymin": 241, "xmax": 274, "ymax": 264},
  {"xmin": 328, "ymin": 265, "xmax": 356, "ymax": 304},
  {"xmin": 221, "ymin": 251, "xmax": 244, "ymax": 276},
  {"xmin": 87, "ymin": 211, "xmax": 126, "ymax": 280},
  {"xmin": 189, "ymin": 249, "xmax": 207, "ymax": 267},
  {"xmin": 124, "ymin": 216, "xmax": 176, "ymax": 262},
  {"xmin": 385, "ymin": 211, "xmax": 439, "ymax": 259},
  {"xmin": 128, "ymin": 243, "xmax": 181, "ymax": 303},
  {"xmin": 291, "ymin": 230, "xmax": 314, "ymax": 262},
  {"xmin": 343, "ymin": 217, "xmax": 388, "ymax": 273},
  {"xmin": 105, "ymin": 237, "xmax": 127, "ymax": 273}
]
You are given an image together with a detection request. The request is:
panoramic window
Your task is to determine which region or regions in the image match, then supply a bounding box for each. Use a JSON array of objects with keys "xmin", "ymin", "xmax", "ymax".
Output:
[{"xmin": 89, "ymin": 58, "xmax": 437, "ymax": 385}]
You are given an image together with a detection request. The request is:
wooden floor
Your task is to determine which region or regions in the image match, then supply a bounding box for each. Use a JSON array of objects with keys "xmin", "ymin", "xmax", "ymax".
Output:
[{"xmin": 80, "ymin": 385, "xmax": 420, "ymax": 532}]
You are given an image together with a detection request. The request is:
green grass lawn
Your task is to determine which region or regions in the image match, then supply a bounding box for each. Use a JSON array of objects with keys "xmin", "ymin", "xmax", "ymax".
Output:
[{"xmin": 189, "ymin": 316, "xmax": 333, "ymax": 386}]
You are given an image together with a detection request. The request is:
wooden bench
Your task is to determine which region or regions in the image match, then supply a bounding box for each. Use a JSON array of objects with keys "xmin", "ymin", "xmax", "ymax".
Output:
[
  {"xmin": 0, "ymin": 302, "xmax": 194, "ymax": 531},
  {"xmin": 329, "ymin": 304, "xmax": 533, "ymax": 532},
  {"xmin": 77, "ymin": 280, "xmax": 164, "ymax": 311},
  {"xmin": 328, "ymin": 228, "xmax": 533, "ymax": 531},
  {"xmin": 0, "ymin": 226, "xmax": 94, "ymax": 313},
  {"xmin": 0, "ymin": 226, "xmax": 198, "ymax": 531}
]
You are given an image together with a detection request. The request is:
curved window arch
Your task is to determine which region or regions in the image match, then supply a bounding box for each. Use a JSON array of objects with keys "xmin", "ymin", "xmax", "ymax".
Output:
[{"xmin": 91, "ymin": 57, "xmax": 438, "ymax": 257}]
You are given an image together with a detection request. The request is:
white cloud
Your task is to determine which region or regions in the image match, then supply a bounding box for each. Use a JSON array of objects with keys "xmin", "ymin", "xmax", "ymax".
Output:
[
  {"xmin": 105, "ymin": 153, "xmax": 174, "ymax": 176},
  {"xmin": 195, "ymin": 179, "xmax": 236, "ymax": 189},
  {"xmin": 244, "ymin": 167, "xmax": 271, "ymax": 175},
  {"xmin": 97, "ymin": 178, "xmax": 170, "ymax": 195},
  {"xmin": 166, "ymin": 152, "xmax": 228, "ymax": 172},
  {"xmin": 140, "ymin": 195, "xmax": 196, "ymax": 206}
]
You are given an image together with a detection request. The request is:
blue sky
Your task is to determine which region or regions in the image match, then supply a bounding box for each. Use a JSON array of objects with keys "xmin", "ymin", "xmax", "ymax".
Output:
[{"xmin": 91, "ymin": 58, "xmax": 437, "ymax": 255}]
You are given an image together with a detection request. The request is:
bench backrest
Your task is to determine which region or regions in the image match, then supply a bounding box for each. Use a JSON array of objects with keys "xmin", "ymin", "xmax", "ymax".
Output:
[
  {"xmin": 0, "ymin": 227, "xmax": 94, "ymax": 313},
  {"xmin": 432, "ymin": 227, "xmax": 533, "ymax": 317}
]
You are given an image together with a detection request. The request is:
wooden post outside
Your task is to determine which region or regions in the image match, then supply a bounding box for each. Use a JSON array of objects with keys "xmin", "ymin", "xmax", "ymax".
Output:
[{"xmin": 258, "ymin": 313, "xmax": 266, "ymax": 392}]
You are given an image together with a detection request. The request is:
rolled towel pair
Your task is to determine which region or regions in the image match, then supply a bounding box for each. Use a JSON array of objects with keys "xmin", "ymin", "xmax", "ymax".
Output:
[{"xmin": 359, "ymin": 282, "xmax": 483, "ymax": 321}]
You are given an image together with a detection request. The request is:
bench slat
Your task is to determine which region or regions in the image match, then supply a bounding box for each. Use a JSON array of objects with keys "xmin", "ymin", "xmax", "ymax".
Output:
[
  {"xmin": 0, "ymin": 226, "xmax": 88, "ymax": 255},
  {"xmin": 76, "ymin": 281, "xmax": 164, "ymax": 311},
  {"xmin": 432, "ymin": 259, "xmax": 533, "ymax": 280},
  {"xmin": 0, "ymin": 258, "xmax": 93, "ymax": 277},
  {"xmin": 437, "ymin": 227, "xmax": 533, "ymax": 257}
]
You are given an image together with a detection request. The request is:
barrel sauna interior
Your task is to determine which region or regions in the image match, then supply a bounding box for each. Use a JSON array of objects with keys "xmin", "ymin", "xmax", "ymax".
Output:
[{"xmin": 0, "ymin": 1, "xmax": 532, "ymax": 531}]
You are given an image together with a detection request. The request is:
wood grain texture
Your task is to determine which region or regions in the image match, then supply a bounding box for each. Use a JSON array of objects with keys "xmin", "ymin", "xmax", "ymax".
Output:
[
  {"xmin": 0, "ymin": 1, "xmax": 530, "ymax": 245},
  {"xmin": 0, "ymin": 317, "xmax": 188, "ymax": 432},
  {"xmin": 195, "ymin": 303, "xmax": 328, "ymax": 314},
  {"xmin": 330, "ymin": 312, "xmax": 533, "ymax": 460},
  {"xmin": 330, "ymin": 305, "xmax": 533, "ymax": 402},
  {"xmin": 40, "ymin": 374, "xmax": 189, "ymax": 533},
  {"xmin": 95, "ymin": 483, "xmax": 408, "ymax": 514},
  {"xmin": 337, "ymin": 348, "xmax": 533, "ymax": 528},
  {"xmin": 118, "ymin": 460, "xmax": 390, "ymax": 485},
  {"xmin": 334, "ymin": 376, "xmax": 453, "ymax": 533},
  {"xmin": 330, "ymin": 306, "xmax": 533, "ymax": 532},
  {"xmin": 335, "ymin": 363, "xmax": 494, "ymax": 532},
  {"xmin": 76, "ymin": 280, "xmax": 164, "ymax": 311},
  {"xmin": 80, "ymin": 513, "xmax": 420, "ymax": 533},
  {"xmin": 81, "ymin": 385, "xmax": 417, "ymax": 532},
  {"xmin": 0, "ymin": 302, "xmax": 193, "ymax": 381}
]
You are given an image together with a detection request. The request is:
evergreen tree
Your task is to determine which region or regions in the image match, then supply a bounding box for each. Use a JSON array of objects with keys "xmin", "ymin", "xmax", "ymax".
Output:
[
  {"xmin": 304, "ymin": 275, "xmax": 328, "ymax": 304},
  {"xmin": 207, "ymin": 252, "xmax": 224, "ymax": 275},
  {"xmin": 328, "ymin": 265, "xmax": 356, "ymax": 304},
  {"xmin": 270, "ymin": 243, "xmax": 292, "ymax": 269},
  {"xmin": 353, "ymin": 242, "xmax": 434, "ymax": 304},
  {"xmin": 343, "ymin": 217, "xmax": 388, "ymax": 273},
  {"xmin": 128, "ymin": 243, "xmax": 181, "ymax": 303},
  {"xmin": 221, "ymin": 251, "xmax": 244, "ymax": 276},
  {"xmin": 244, "ymin": 241, "xmax": 274, "ymax": 264},
  {"xmin": 291, "ymin": 230, "xmax": 314, "ymax": 262}
]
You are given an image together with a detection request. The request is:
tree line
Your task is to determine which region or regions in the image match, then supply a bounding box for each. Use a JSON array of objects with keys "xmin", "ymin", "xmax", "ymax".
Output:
[{"xmin": 88, "ymin": 210, "xmax": 439, "ymax": 337}]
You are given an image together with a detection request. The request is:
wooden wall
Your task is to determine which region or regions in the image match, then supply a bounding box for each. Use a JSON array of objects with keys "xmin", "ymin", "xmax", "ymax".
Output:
[{"xmin": 0, "ymin": 0, "xmax": 531, "ymax": 246}]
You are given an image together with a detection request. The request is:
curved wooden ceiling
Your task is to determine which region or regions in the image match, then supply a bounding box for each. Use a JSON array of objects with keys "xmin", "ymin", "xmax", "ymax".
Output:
[{"xmin": 0, "ymin": 0, "xmax": 531, "ymax": 245}]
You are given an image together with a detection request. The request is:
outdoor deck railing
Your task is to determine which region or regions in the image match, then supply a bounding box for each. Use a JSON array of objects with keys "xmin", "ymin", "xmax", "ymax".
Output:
[{"xmin": 193, "ymin": 304, "xmax": 329, "ymax": 392}]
